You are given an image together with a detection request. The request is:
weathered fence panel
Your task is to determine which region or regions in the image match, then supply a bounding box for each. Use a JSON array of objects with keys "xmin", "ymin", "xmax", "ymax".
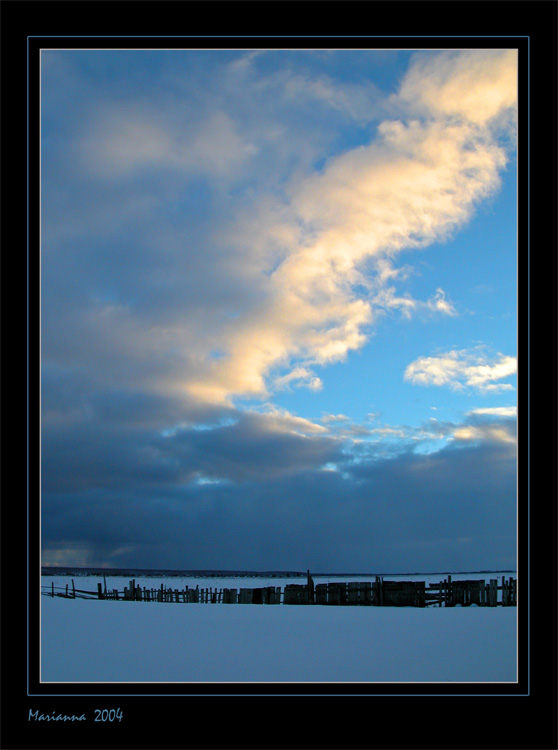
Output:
[
  {"xmin": 315, "ymin": 583, "xmax": 328, "ymax": 605},
  {"xmin": 381, "ymin": 581, "xmax": 425, "ymax": 607},
  {"xmin": 373, "ymin": 577, "xmax": 383, "ymax": 606},
  {"xmin": 326, "ymin": 582, "xmax": 347, "ymax": 605},
  {"xmin": 284, "ymin": 584, "xmax": 309, "ymax": 604},
  {"xmin": 360, "ymin": 581, "xmax": 372, "ymax": 604},
  {"xmin": 262, "ymin": 586, "xmax": 281, "ymax": 604},
  {"xmin": 347, "ymin": 582, "xmax": 360, "ymax": 604},
  {"xmin": 238, "ymin": 588, "xmax": 253, "ymax": 604}
]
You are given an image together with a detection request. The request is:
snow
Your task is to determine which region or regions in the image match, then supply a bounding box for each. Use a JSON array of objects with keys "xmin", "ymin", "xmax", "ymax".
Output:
[{"xmin": 40, "ymin": 574, "xmax": 517, "ymax": 684}]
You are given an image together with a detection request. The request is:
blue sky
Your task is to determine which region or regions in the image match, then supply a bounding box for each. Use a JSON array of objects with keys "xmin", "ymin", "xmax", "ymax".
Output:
[{"xmin": 40, "ymin": 47, "xmax": 518, "ymax": 573}]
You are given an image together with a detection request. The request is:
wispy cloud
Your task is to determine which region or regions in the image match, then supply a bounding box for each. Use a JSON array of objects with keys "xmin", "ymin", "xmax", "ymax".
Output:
[
  {"xmin": 373, "ymin": 286, "xmax": 457, "ymax": 319},
  {"xmin": 467, "ymin": 406, "xmax": 517, "ymax": 417},
  {"xmin": 321, "ymin": 413, "xmax": 351, "ymax": 424},
  {"xmin": 273, "ymin": 367, "xmax": 323, "ymax": 392},
  {"xmin": 82, "ymin": 107, "xmax": 257, "ymax": 180}
]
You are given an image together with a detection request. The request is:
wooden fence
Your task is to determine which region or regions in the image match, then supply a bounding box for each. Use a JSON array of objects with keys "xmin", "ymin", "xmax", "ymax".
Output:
[{"xmin": 42, "ymin": 573, "xmax": 517, "ymax": 608}]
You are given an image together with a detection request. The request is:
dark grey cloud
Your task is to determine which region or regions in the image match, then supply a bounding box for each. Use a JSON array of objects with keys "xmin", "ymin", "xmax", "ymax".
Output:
[
  {"xmin": 41, "ymin": 401, "xmax": 343, "ymax": 494},
  {"xmin": 41, "ymin": 411, "xmax": 516, "ymax": 572}
]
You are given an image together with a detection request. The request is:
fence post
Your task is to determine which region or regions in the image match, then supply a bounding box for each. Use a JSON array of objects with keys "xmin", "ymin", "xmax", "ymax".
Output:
[
  {"xmin": 307, "ymin": 570, "xmax": 315, "ymax": 604},
  {"xmin": 489, "ymin": 579, "xmax": 497, "ymax": 606}
]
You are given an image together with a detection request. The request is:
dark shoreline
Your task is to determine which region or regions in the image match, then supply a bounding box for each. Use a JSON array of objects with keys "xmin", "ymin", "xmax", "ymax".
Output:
[{"xmin": 41, "ymin": 566, "xmax": 517, "ymax": 578}]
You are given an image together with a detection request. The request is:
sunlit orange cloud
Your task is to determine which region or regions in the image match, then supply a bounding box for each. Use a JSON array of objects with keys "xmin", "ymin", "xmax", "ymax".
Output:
[
  {"xmin": 397, "ymin": 49, "xmax": 517, "ymax": 127},
  {"xmin": 185, "ymin": 50, "xmax": 517, "ymax": 407},
  {"xmin": 452, "ymin": 424, "xmax": 517, "ymax": 445}
]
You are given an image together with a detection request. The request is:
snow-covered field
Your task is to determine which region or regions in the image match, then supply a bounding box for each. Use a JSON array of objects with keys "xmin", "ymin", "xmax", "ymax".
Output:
[{"xmin": 40, "ymin": 573, "xmax": 517, "ymax": 684}]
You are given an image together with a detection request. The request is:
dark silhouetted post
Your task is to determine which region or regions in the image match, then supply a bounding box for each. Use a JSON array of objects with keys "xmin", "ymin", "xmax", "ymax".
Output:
[{"xmin": 307, "ymin": 570, "xmax": 315, "ymax": 604}]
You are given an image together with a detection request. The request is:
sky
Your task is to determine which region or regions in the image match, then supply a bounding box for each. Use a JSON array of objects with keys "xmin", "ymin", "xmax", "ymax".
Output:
[{"xmin": 40, "ymin": 47, "xmax": 518, "ymax": 573}]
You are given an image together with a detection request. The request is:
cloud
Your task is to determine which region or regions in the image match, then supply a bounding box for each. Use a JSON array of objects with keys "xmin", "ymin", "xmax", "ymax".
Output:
[
  {"xmin": 162, "ymin": 409, "xmax": 337, "ymax": 483},
  {"xmin": 321, "ymin": 413, "xmax": 351, "ymax": 424},
  {"xmin": 451, "ymin": 408, "xmax": 517, "ymax": 446},
  {"xmin": 397, "ymin": 49, "xmax": 518, "ymax": 127},
  {"xmin": 43, "ymin": 50, "xmax": 516, "ymax": 409},
  {"xmin": 181, "ymin": 53, "xmax": 514, "ymax": 405},
  {"xmin": 41, "ymin": 415, "xmax": 517, "ymax": 572},
  {"xmin": 372, "ymin": 286, "xmax": 457, "ymax": 320},
  {"xmin": 82, "ymin": 106, "xmax": 257, "ymax": 180},
  {"xmin": 467, "ymin": 406, "xmax": 517, "ymax": 417},
  {"xmin": 427, "ymin": 288, "xmax": 457, "ymax": 316},
  {"xmin": 452, "ymin": 423, "xmax": 516, "ymax": 445},
  {"xmin": 273, "ymin": 367, "xmax": 323, "ymax": 392},
  {"xmin": 404, "ymin": 347, "xmax": 517, "ymax": 393},
  {"xmin": 280, "ymin": 70, "xmax": 384, "ymax": 125},
  {"xmin": 41, "ymin": 399, "xmax": 338, "ymax": 496}
]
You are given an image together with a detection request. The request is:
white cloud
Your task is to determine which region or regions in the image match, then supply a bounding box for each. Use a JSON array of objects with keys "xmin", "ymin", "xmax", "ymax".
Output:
[
  {"xmin": 427, "ymin": 288, "xmax": 457, "ymax": 316},
  {"xmin": 404, "ymin": 348, "xmax": 517, "ymax": 393},
  {"xmin": 321, "ymin": 413, "xmax": 351, "ymax": 424},
  {"xmin": 274, "ymin": 367, "xmax": 323, "ymax": 392},
  {"xmin": 372, "ymin": 286, "xmax": 457, "ymax": 320},
  {"xmin": 369, "ymin": 426, "xmax": 408, "ymax": 438},
  {"xmin": 468, "ymin": 406, "xmax": 517, "ymax": 417}
]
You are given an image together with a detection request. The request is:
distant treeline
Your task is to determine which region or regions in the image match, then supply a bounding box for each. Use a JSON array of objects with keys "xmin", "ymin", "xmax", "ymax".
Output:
[
  {"xmin": 41, "ymin": 566, "xmax": 517, "ymax": 580},
  {"xmin": 40, "ymin": 566, "xmax": 308, "ymax": 578}
]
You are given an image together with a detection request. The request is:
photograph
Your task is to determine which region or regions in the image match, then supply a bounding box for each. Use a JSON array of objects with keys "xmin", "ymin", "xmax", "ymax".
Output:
[
  {"xmin": 38, "ymin": 40, "xmax": 520, "ymax": 684},
  {"xmin": 3, "ymin": 4, "xmax": 557, "ymax": 748}
]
